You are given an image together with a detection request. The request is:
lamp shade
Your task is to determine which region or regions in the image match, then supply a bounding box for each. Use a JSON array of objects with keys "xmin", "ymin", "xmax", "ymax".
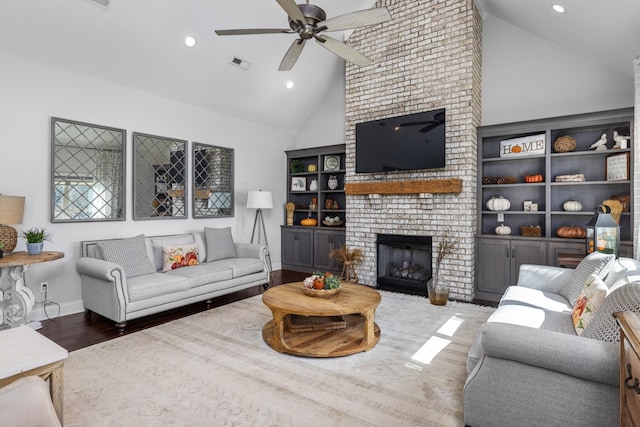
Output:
[
  {"xmin": 247, "ymin": 190, "xmax": 273, "ymax": 209},
  {"xmin": 0, "ymin": 195, "xmax": 25, "ymax": 225}
]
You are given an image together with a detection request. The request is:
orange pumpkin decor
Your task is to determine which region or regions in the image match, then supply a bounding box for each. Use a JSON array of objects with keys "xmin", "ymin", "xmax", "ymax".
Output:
[
  {"xmin": 313, "ymin": 277, "xmax": 325, "ymax": 290},
  {"xmin": 524, "ymin": 174, "xmax": 544, "ymax": 183},
  {"xmin": 556, "ymin": 225, "xmax": 586, "ymax": 239},
  {"xmin": 511, "ymin": 145, "xmax": 522, "ymax": 153},
  {"xmin": 301, "ymin": 218, "xmax": 317, "ymax": 226}
]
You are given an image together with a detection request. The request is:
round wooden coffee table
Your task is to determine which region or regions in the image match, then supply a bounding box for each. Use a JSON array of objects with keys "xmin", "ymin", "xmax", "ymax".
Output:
[{"xmin": 261, "ymin": 282, "xmax": 381, "ymax": 357}]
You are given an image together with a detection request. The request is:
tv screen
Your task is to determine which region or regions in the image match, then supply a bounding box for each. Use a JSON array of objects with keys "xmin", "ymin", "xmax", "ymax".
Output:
[{"xmin": 355, "ymin": 108, "xmax": 446, "ymax": 173}]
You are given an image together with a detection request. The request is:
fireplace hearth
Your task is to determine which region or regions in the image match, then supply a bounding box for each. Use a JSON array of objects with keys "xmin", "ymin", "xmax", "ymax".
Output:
[{"xmin": 376, "ymin": 234, "xmax": 432, "ymax": 296}]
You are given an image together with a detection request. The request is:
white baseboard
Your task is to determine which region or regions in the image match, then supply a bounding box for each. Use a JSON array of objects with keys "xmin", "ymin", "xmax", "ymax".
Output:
[{"xmin": 29, "ymin": 299, "xmax": 85, "ymax": 322}]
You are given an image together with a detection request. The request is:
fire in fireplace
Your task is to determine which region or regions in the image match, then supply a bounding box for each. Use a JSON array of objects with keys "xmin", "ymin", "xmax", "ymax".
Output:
[{"xmin": 376, "ymin": 234, "xmax": 432, "ymax": 296}]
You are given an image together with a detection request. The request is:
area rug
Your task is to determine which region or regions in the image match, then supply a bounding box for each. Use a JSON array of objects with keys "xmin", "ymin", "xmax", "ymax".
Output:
[{"xmin": 63, "ymin": 291, "xmax": 494, "ymax": 427}]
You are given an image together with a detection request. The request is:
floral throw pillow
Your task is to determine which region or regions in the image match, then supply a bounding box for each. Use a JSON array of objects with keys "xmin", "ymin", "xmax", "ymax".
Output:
[
  {"xmin": 162, "ymin": 244, "xmax": 199, "ymax": 272},
  {"xmin": 572, "ymin": 274, "xmax": 608, "ymax": 336}
]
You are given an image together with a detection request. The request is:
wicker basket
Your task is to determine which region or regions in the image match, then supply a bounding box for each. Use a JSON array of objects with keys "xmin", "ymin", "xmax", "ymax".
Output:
[
  {"xmin": 521, "ymin": 226, "xmax": 542, "ymax": 237},
  {"xmin": 602, "ymin": 199, "xmax": 623, "ymax": 224},
  {"xmin": 553, "ymin": 135, "xmax": 577, "ymax": 153}
]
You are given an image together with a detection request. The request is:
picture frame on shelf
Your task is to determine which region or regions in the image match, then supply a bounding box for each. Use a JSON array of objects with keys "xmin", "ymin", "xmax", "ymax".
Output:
[
  {"xmin": 606, "ymin": 152, "xmax": 630, "ymax": 181},
  {"xmin": 291, "ymin": 176, "xmax": 306, "ymax": 192},
  {"xmin": 324, "ymin": 155, "xmax": 340, "ymax": 171}
]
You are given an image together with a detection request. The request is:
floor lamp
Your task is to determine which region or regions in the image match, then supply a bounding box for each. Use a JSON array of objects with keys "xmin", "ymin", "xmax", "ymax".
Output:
[{"xmin": 247, "ymin": 190, "xmax": 273, "ymax": 274}]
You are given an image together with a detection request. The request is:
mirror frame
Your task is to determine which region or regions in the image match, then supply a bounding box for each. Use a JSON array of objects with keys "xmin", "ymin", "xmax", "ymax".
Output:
[
  {"xmin": 51, "ymin": 117, "xmax": 126, "ymax": 223},
  {"xmin": 132, "ymin": 132, "xmax": 188, "ymax": 220},
  {"xmin": 192, "ymin": 142, "xmax": 234, "ymax": 218}
]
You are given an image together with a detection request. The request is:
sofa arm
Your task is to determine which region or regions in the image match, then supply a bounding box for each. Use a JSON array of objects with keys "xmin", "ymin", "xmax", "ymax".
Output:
[
  {"xmin": 516, "ymin": 264, "xmax": 573, "ymax": 293},
  {"xmin": 481, "ymin": 322, "xmax": 619, "ymax": 386},
  {"xmin": 234, "ymin": 243, "xmax": 269, "ymax": 266},
  {"xmin": 76, "ymin": 257, "xmax": 126, "ymax": 282}
]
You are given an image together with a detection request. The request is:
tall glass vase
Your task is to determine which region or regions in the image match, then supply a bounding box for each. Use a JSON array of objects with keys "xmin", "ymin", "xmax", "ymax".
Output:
[{"xmin": 427, "ymin": 267, "xmax": 449, "ymax": 305}]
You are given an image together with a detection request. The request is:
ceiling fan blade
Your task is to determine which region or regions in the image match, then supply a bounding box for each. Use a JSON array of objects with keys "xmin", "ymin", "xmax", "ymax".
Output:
[
  {"xmin": 315, "ymin": 35, "xmax": 372, "ymax": 67},
  {"xmin": 215, "ymin": 28, "xmax": 291, "ymax": 36},
  {"xmin": 279, "ymin": 39, "xmax": 306, "ymax": 71},
  {"xmin": 276, "ymin": 0, "xmax": 306, "ymax": 24},
  {"xmin": 319, "ymin": 8, "xmax": 391, "ymax": 32}
]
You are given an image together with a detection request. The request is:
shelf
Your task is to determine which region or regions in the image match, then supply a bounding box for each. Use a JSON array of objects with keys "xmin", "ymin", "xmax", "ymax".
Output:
[{"xmin": 482, "ymin": 211, "xmax": 545, "ymax": 215}]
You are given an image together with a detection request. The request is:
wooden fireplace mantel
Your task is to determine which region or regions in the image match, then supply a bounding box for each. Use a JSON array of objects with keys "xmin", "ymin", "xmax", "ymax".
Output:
[{"xmin": 344, "ymin": 179, "xmax": 462, "ymax": 195}]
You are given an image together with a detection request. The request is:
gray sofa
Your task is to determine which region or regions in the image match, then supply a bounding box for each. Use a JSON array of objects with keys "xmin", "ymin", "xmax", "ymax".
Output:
[
  {"xmin": 464, "ymin": 252, "xmax": 640, "ymax": 427},
  {"xmin": 76, "ymin": 228, "xmax": 269, "ymax": 332}
]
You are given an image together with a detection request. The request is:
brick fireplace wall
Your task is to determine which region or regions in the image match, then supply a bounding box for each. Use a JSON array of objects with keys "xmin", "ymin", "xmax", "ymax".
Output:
[{"xmin": 344, "ymin": 0, "xmax": 482, "ymax": 301}]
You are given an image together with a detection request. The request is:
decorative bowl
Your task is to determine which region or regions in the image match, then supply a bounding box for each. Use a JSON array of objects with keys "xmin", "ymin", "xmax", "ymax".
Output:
[
  {"xmin": 302, "ymin": 286, "xmax": 341, "ymax": 298},
  {"xmin": 322, "ymin": 220, "xmax": 343, "ymax": 227}
]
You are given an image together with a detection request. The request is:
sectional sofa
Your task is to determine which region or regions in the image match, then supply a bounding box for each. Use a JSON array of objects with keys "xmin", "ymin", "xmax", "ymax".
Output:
[
  {"xmin": 463, "ymin": 252, "xmax": 640, "ymax": 426},
  {"xmin": 76, "ymin": 228, "xmax": 269, "ymax": 332}
]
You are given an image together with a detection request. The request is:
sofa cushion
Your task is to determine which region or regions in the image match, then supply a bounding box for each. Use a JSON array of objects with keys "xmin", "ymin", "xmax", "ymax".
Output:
[
  {"xmin": 126, "ymin": 272, "xmax": 190, "ymax": 302},
  {"xmin": 219, "ymin": 257, "xmax": 264, "ymax": 278},
  {"xmin": 559, "ymin": 252, "xmax": 615, "ymax": 306},
  {"xmin": 164, "ymin": 262, "xmax": 233, "ymax": 287},
  {"xmin": 205, "ymin": 227, "xmax": 237, "ymax": 262},
  {"xmin": 605, "ymin": 257, "xmax": 640, "ymax": 292},
  {"xmin": 572, "ymin": 274, "xmax": 608, "ymax": 336},
  {"xmin": 161, "ymin": 243, "xmax": 199, "ymax": 272},
  {"xmin": 97, "ymin": 234, "xmax": 156, "ymax": 279},
  {"xmin": 500, "ymin": 286, "xmax": 572, "ymax": 313},
  {"xmin": 486, "ymin": 304, "xmax": 576, "ymax": 335},
  {"xmin": 583, "ymin": 282, "xmax": 640, "ymax": 342},
  {"xmin": 150, "ymin": 235, "xmax": 195, "ymax": 270}
]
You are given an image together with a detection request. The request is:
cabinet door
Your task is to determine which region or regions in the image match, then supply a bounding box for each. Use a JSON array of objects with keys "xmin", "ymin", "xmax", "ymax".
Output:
[
  {"xmin": 510, "ymin": 240, "xmax": 547, "ymax": 283},
  {"xmin": 281, "ymin": 228, "xmax": 314, "ymax": 268},
  {"xmin": 314, "ymin": 230, "xmax": 345, "ymax": 272},
  {"xmin": 547, "ymin": 241, "xmax": 585, "ymax": 266},
  {"xmin": 477, "ymin": 239, "xmax": 511, "ymax": 295}
]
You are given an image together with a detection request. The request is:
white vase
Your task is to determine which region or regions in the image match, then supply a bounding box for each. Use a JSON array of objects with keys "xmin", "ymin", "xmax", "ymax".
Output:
[
  {"xmin": 309, "ymin": 179, "xmax": 318, "ymax": 191},
  {"xmin": 328, "ymin": 176, "xmax": 339, "ymax": 190}
]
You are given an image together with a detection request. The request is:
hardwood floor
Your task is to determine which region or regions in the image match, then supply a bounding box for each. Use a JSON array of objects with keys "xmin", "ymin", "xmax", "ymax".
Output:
[{"xmin": 38, "ymin": 269, "xmax": 495, "ymax": 352}]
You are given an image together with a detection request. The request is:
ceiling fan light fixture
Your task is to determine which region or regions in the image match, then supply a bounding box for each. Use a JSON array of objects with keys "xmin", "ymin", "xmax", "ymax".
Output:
[
  {"xmin": 85, "ymin": 0, "xmax": 110, "ymax": 10},
  {"xmin": 286, "ymin": 81, "xmax": 294, "ymax": 89}
]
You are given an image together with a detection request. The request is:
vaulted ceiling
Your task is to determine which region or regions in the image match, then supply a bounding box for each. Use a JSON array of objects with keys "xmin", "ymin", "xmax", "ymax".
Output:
[{"xmin": 0, "ymin": 0, "xmax": 638, "ymax": 132}]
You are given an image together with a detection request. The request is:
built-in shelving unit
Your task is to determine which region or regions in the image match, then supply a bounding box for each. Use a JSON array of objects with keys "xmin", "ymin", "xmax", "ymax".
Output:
[{"xmin": 476, "ymin": 108, "xmax": 634, "ymax": 300}]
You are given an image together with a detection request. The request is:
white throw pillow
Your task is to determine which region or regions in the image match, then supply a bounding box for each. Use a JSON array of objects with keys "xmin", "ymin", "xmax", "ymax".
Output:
[{"xmin": 572, "ymin": 274, "xmax": 608, "ymax": 336}]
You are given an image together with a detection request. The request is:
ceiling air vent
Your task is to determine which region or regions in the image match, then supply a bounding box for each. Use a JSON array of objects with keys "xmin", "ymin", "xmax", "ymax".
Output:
[
  {"xmin": 86, "ymin": 0, "xmax": 110, "ymax": 10},
  {"xmin": 230, "ymin": 57, "xmax": 251, "ymax": 71}
]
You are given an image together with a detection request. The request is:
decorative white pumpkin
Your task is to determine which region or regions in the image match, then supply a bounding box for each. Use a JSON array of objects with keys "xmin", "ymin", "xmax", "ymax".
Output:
[
  {"xmin": 562, "ymin": 200, "xmax": 582, "ymax": 212},
  {"xmin": 495, "ymin": 224, "xmax": 512, "ymax": 235},
  {"xmin": 486, "ymin": 196, "xmax": 511, "ymax": 211}
]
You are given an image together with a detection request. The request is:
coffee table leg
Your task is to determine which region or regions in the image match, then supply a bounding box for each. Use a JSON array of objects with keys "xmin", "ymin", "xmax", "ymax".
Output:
[
  {"xmin": 361, "ymin": 309, "xmax": 375, "ymax": 348},
  {"xmin": 271, "ymin": 310, "xmax": 290, "ymax": 352}
]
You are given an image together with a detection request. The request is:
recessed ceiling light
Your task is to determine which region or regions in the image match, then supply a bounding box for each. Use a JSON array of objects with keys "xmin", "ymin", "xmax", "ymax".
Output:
[
  {"xmin": 286, "ymin": 81, "xmax": 294, "ymax": 89},
  {"xmin": 184, "ymin": 36, "xmax": 197, "ymax": 48},
  {"xmin": 552, "ymin": 4, "xmax": 565, "ymax": 13}
]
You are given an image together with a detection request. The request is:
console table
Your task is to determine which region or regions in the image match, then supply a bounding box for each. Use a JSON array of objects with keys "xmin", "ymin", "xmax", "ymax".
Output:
[{"xmin": 0, "ymin": 251, "xmax": 64, "ymax": 329}]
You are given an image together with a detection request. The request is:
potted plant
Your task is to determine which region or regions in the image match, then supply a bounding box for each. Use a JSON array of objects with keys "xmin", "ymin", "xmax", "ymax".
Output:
[
  {"xmin": 329, "ymin": 245, "xmax": 363, "ymax": 283},
  {"xmin": 20, "ymin": 227, "xmax": 52, "ymax": 255}
]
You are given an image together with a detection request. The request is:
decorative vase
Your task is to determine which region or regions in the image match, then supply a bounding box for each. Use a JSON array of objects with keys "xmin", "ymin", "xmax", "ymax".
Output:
[
  {"xmin": 427, "ymin": 268, "xmax": 449, "ymax": 305},
  {"xmin": 340, "ymin": 261, "xmax": 359, "ymax": 283},
  {"xmin": 328, "ymin": 175, "xmax": 339, "ymax": 190},
  {"xmin": 309, "ymin": 178, "xmax": 318, "ymax": 191},
  {"xmin": 27, "ymin": 242, "xmax": 43, "ymax": 256}
]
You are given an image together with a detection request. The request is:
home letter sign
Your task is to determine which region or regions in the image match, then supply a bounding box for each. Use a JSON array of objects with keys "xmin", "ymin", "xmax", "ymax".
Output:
[{"xmin": 499, "ymin": 134, "xmax": 546, "ymax": 158}]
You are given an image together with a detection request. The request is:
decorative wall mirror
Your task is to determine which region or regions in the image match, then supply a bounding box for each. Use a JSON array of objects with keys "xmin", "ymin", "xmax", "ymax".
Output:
[
  {"xmin": 51, "ymin": 117, "xmax": 126, "ymax": 222},
  {"xmin": 133, "ymin": 132, "xmax": 188, "ymax": 220},
  {"xmin": 192, "ymin": 143, "xmax": 234, "ymax": 218}
]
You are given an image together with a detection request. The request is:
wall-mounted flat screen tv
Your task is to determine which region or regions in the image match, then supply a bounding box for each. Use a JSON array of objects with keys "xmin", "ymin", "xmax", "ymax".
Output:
[{"xmin": 355, "ymin": 108, "xmax": 446, "ymax": 173}]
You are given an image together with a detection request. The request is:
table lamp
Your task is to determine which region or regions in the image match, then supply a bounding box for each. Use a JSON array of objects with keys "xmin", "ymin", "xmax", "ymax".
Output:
[
  {"xmin": 0, "ymin": 195, "xmax": 25, "ymax": 253},
  {"xmin": 247, "ymin": 190, "xmax": 273, "ymax": 272}
]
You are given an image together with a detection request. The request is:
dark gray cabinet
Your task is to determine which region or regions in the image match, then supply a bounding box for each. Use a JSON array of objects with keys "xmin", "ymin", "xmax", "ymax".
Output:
[
  {"xmin": 476, "ymin": 237, "xmax": 546, "ymax": 299},
  {"xmin": 282, "ymin": 144, "xmax": 346, "ymax": 274},
  {"xmin": 476, "ymin": 108, "xmax": 634, "ymax": 300},
  {"xmin": 281, "ymin": 227, "xmax": 314, "ymax": 269}
]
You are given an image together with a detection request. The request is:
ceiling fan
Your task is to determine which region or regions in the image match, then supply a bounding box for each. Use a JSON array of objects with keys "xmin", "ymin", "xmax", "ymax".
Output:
[{"xmin": 215, "ymin": 0, "xmax": 391, "ymax": 71}]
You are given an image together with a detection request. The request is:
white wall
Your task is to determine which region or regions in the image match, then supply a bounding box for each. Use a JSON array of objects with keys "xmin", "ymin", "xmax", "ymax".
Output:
[
  {"xmin": 0, "ymin": 52, "xmax": 292, "ymax": 320},
  {"xmin": 481, "ymin": 15, "xmax": 634, "ymax": 125}
]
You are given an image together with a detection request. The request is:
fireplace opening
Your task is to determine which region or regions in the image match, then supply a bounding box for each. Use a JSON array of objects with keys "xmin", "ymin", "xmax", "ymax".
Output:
[{"xmin": 376, "ymin": 234, "xmax": 432, "ymax": 296}]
